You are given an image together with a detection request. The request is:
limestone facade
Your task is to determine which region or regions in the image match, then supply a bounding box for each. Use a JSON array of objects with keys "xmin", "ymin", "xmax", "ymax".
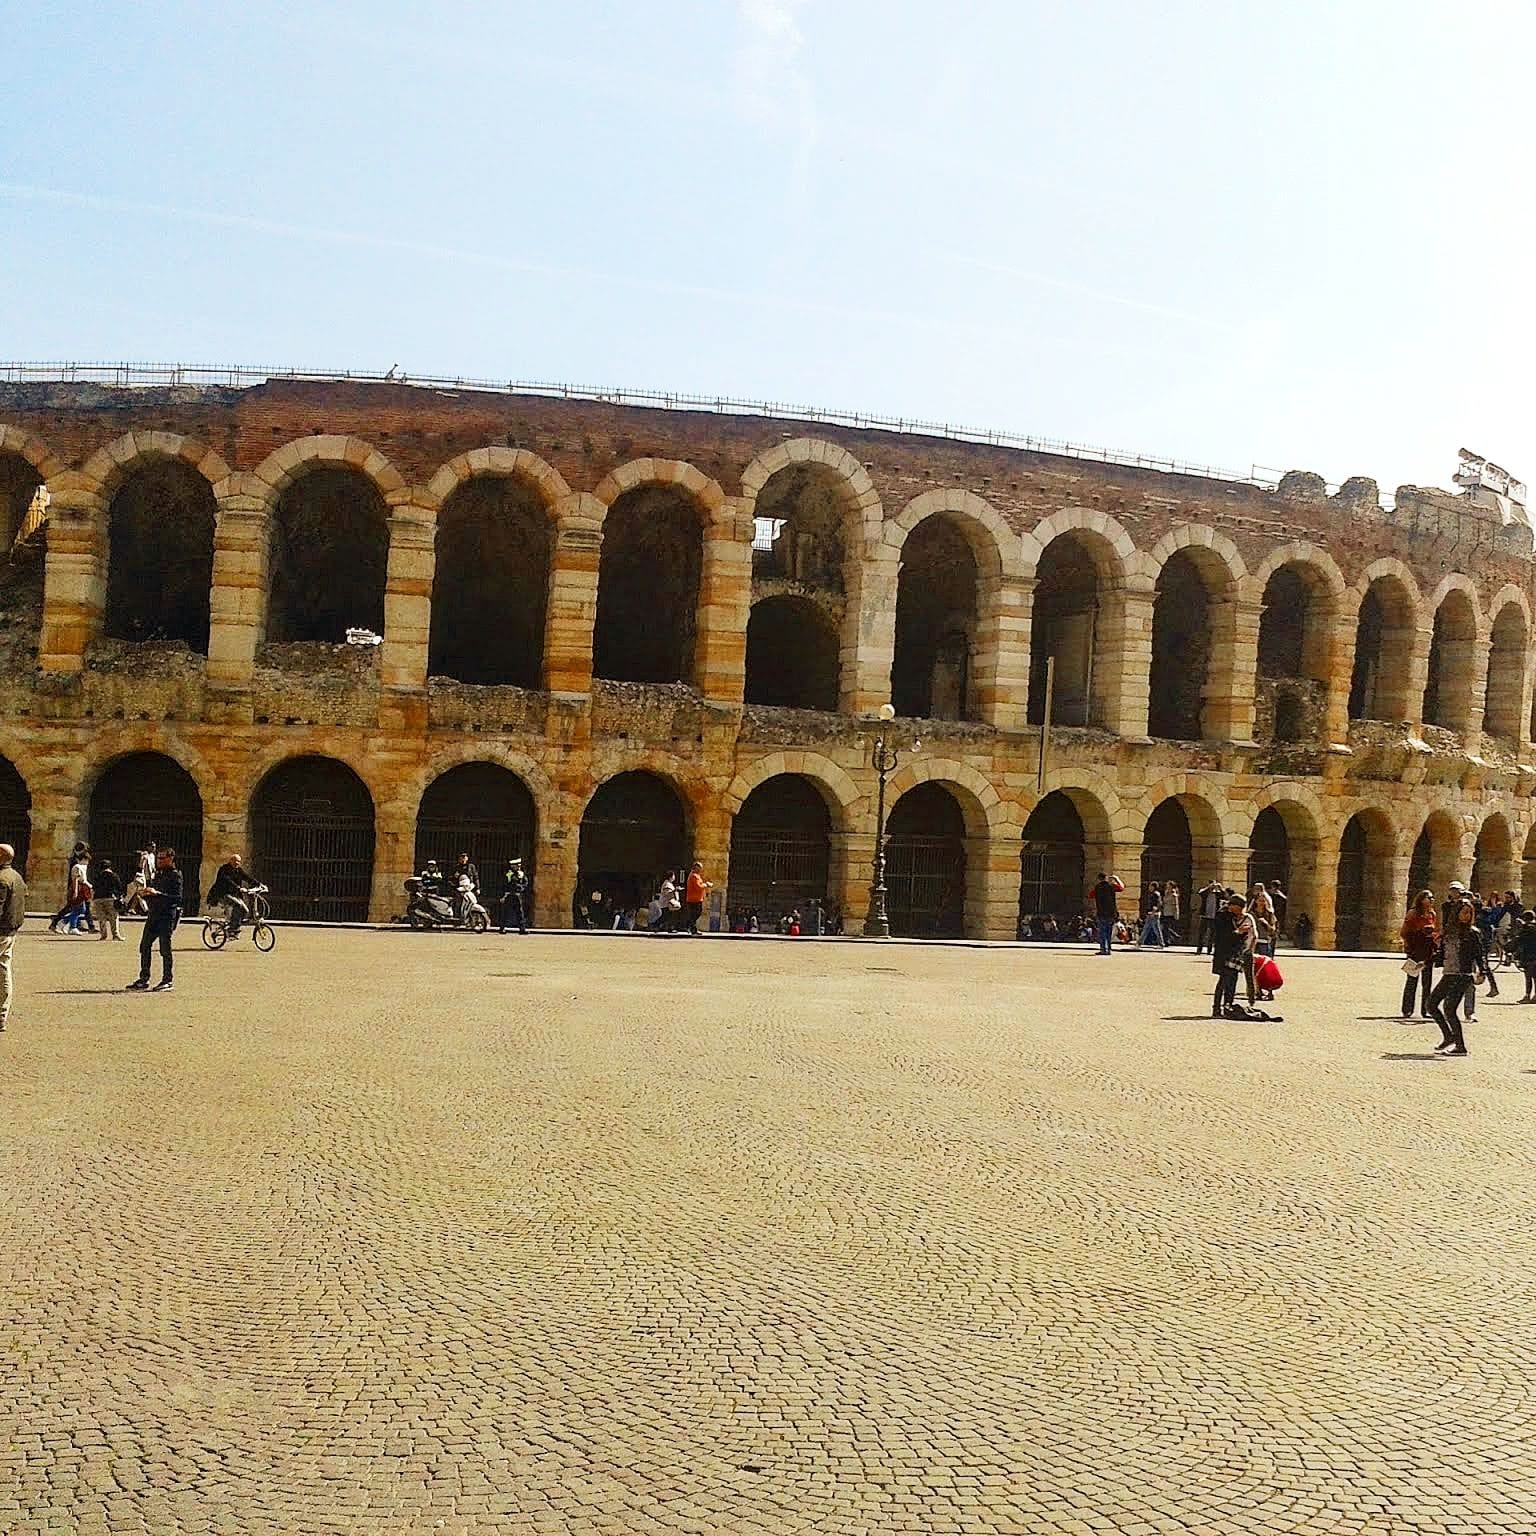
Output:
[{"xmin": 1, "ymin": 379, "xmax": 1534, "ymax": 948}]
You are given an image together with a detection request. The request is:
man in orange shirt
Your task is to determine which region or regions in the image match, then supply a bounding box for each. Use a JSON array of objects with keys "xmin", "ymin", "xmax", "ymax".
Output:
[{"xmin": 683, "ymin": 862, "xmax": 712, "ymax": 936}]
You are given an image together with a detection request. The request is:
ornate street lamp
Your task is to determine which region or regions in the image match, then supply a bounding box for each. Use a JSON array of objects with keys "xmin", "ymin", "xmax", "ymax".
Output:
[{"xmin": 864, "ymin": 703, "xmax": 899, "ymax": 938}]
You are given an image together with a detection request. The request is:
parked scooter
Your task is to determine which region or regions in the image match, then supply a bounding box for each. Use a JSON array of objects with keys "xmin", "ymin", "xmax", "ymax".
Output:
[{"xmin": 403, "ymin": 876, "xmax": 489, "ymax": 932}]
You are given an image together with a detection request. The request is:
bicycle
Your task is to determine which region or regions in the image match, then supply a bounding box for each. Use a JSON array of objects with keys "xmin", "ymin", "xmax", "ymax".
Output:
[{"xmin": 201, "ymin": 883, "xmax": 276, "ymax": 952}]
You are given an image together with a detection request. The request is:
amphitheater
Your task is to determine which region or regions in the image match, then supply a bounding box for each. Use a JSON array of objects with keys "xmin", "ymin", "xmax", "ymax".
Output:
[{"xmin": 1, "ymin": 367, "xmax": 1532, "ymax": 949}]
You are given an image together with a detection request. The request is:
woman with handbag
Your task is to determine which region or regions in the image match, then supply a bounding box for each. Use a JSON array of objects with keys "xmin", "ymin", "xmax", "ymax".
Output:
[{"xmin": 1400, "ymin": 889, "xmax": 1439, "ymax": 1021}]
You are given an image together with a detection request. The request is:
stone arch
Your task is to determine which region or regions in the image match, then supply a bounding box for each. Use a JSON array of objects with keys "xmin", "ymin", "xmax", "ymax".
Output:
[
  {"xmin": 414, "ymin": 760, "xmax": 539, "ymax": 892},
  {"xmin": 248, "ymin": 754, "xmax": 377, "ymax": 922},
  {"xmin": 1247, "ymin": 541, "xmax": 1348, "ymax": 604},
  {"xmin": 889, "ymin": 507, "xmax": 987, "ymax": 721},
  {"xmin": 884, "ymin": 778, "xmax": 974, "ymax": 939},
  {"xmin": 1334, "ymin": 803, "xmax": 1398, "ymax": 950},
  {"xmin": 1127, "ymin": 775, "xmax": 1231, "ymax": 848},
  {"xmin": 593, "ymin": 458, "xmax": 727, "ymax": 525},
  {"xmin": 1409, "ymin": 806, "xmax": 1465, "ymax": 904},
  {"xmin": 0, "ymin": 750, "xmax": 33, "ymax": 877},
  {"xmin": 425, "ymin": 446, "xmax": 570, "ymax": 512},
  {"xmin": 79, "ymin": 731, "xmax": 219, "ymax": 816},
  {"xmin": 1484, "ymin": 589, "xmax": 1528, "ymax": 743},
  {"xmin": 1242, "ymin": 783, "xmax": 1325, "ymax": 939},
  {"xmin": 250, "ymin": 434, "xmax": 406, "ymax": 504},
  {"xmin": 231, "ymin": 739, "xmax": 389, "ymax": 819},
  {"xmin": 399, "ymin": 744, "xmax": 555, "ymax": 817},
  {"xmin": 1025, "ymin": 516, "xmax": 1136, "ymax": 730},
  {"xmin": 1422, "ymin": 577, "xmax": 1482, "ymax": 733},
  {"xmin": 723, "ymin": 750, "xmax": 861, "ymax": 827},
  {"xmin": 85, "ymin": 749, "xmax": 207, "ymax": 914},
  {"xmin": 885, "ymin": 756, "xmax": 1005, "ymax": 840},
  {"xmin": 1249, "ymin": 543, "xmax": 1345, "ymax": 741},
  {"xmin": 429, "ymin": 464, "xmax": 553, "ymax": 686},
  {"xmin": 1472, "ymin": 810, "xmax": 1516, "ymax": 897},
  {"xmin": 79, "ymin": 430, "xmax": 231, "ymax": 502},
  {"xmin": 0, "ymin": 423, "xmax": 65, "ymax": 482},
  {"xmin": 889, "ymin": 488, "xmax": 1019, "ymax": 582},
  {"xmin": 1349, "ymin": 559, "xmax": 1422, "ymax": 723},
  {"xmin": 1145, "ymin": 523, "xmax": 1247, "ymax": 588},
  {"xmin": 726, "ymin": 773, "xmax": 836, "ymax": 927},
  {"xmin": 1146, "ymin": 530, "xmax": 1243, "ymax": 742},
  {"xmin": 576, "ymin": 768, "xmax": 693, "ymax": 920},
  {"xmin": 740, "ymin": 437, "xmax": 882, "ymax": 553}
]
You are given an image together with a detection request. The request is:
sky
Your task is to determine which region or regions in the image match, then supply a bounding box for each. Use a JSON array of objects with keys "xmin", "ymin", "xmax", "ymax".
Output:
[{"xmin": 3, "ymin": 0, "xmax": 1532, "ymax": 494}]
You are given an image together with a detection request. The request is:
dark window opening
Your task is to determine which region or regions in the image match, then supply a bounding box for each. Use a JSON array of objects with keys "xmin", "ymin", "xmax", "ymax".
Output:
[
  {"xmin": 0, "ymin": 754, "xmax": 32, "ymax": 879},
  {"xmin": 88, "ymin": 752, "xmax": 204, "ymax": 914},
  {"xmin": 0, "ymin": 453, "xmax": 43, "ymax": 553},
  {"xmin": 890, "ymin": 516, "xmax": 978, "ymax": 721},
  {"xmin": 104, "ymin": 461, "xmax": 216, "ymax": 651},
  {"xmin": 415, "ymin": 763, "xmax": 537, "ymax": 911},
  {"xmin": 251, "ymin": 756, "xmax": 375, "ymax": 922},
  {"xmin": 744, "ymin": 595, "xmax": 839, "ymax": 710},
  {"xmin": 1335, "ymin": 815, "xmax": 1368, "ymax": 950},
  {"xmin": 1247, "ymin": 806, "xmax": 1290, "ymax": 895},
  {"xmin": 1348, "ymin": 587, "xmax": 1385, "ymax": 721},
  {"xmin": 268, "ymin": 468, "xmax": 389, "ymax": 643},
  {"xmin": 1141, "ymin": 799, "xmax": 1193, "ymax": 917},
  {"xmin": 1273, "ymin": 691, "xmax": 1305, "ymax": 742},
  {"xmin": 1029, "ymin": 536, "xmax": 1099, "ymax": 726},
  {"xmin": 577, "ymin": 770, "xmax": 689, "ymax": 916},
  {"xmin": 429, "ymin": 477, "xmax": 550, "ymax": 687},
  {"xmin": 1257, "ymin": 566, "xmax": 1311, "ymax": 679},
  {"xmin": 886, "ymin": 782, "xmax": 966, "ymax": 937},
  {"xmin": 728, "ymin": 775, "xmax": 831, "ymax": 926},
  {"xmin": 593, "ymin": 487, "xmax": 702, "ymax": 684},
  {"xmin": 753, "ymin": 465, "xmax": 847, "ymax": 589},
  {"xmin": 1019, "ymin": 791, "xmax": 1086, "ymax": 926},
  {"xmin": 1148, "ymin": 552, "xmax": 1212, "ymax": 740}
]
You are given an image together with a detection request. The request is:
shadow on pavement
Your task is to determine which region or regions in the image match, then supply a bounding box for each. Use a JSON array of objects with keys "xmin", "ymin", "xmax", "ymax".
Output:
[{"xmin": 1380, "ymin": 1052, "xmax": 1446, "ymax": 1062}]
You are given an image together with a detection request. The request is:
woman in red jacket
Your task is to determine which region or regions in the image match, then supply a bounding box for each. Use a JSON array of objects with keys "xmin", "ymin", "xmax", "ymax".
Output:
[{"xmin": 1400, "ymin": 889, "xmax": 1439, "ymax": 1021}]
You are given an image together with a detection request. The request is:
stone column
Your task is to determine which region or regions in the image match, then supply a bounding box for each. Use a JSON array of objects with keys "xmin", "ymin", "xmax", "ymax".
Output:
[
  {"xmin": 1099, "ymin": 581, "xmax": 1154, "ymax": 738},
  {"xmin": 206, "ymin": 474, "xmax": 271, "ymax": 690},
  {"xmin": 832, "ymin": 829, "xmax": 875, "ymax": 933},
  {"xmin": 1320, "ymin": 615, "xmax": 1354, "ymax": 748},
  {"xmin": 25, "ymin": 793, "xmax": 84, "ymax": 909},
  {"xmin": 1374, "ymin": 848, "xmax": 1414, "ymax": 952},
  {"xmin": 380, "ymin": 504, "xmax": 436, "ymax": 695},
  {"xmin": 38, "ymin": 471, "xmax": 106, "ymax": 673},
  {"xmin": 694, "ymin": 500, "xmax": 751, "ymax": 706},
  {"xmin": 969, "ymin": 832, "xmax": 1022, "ymax": 940},
  {"xmin": 973, "ymin": 575, "xmax": 1032, "ymax": 732},
  {"xmin": 535, "ymin": 823, "xmax": 581, "ymax": 931},
  {"xmin": 369, "ymin": 798, "xmax": 417, "ymax": 924},
  {"xmin": 544, "ymin": 493, "xmax": 603, "ymax": 698},
  {"xmin": 844, "ymin": 557, "xmax": 897, "ymax": 717},
  {"xmin": 690, "ymin": 794, "xmax": 733, "ymax": 928},
  {"xmin": 1217, "ymin": 841, "xmax": 1252, "ymax": 895},
  {"xmin": 1463, "ymin": 636, "xmax": 1491, "ymax": 758},
  {"xmin": 1206, "ymin": 598, "xmax": 1260, "ymax": 743},
  {"xmin": 1307, "ymin": 839, "xmax": 1339, "ymax": 950},
  {"xmin": 1407, "ymin": 624, "xmax": 1435, "ymax": 730}
]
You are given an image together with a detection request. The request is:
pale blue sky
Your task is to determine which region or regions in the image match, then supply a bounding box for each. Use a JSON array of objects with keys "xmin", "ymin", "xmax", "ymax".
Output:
[{"xmin": 3, "ymin": 1, "xmax": 1530, "ymax": 493}]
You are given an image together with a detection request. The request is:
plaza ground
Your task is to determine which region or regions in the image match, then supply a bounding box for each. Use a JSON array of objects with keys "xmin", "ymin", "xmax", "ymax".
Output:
[{"xmin": 3, "ymin": 927, "xmax": 1535, "ymax": 1536}]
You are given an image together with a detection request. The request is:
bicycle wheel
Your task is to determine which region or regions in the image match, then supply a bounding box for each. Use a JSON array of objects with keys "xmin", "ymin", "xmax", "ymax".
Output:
[
  {"xmin": 201, "ymin": 920, "xmax": 227, "ymax": 950},
  {"xmin": 252, "ymin": 922, "xmax": 276, "ymax": 953}
]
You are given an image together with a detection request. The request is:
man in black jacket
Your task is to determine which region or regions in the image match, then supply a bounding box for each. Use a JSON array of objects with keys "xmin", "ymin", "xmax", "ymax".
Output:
[
  {"xmin": 127, "ymin": 847, "xmax": 183, "ymax": 992},
  {"xmin": 208, "ymin": 853, "xmax": 258, "ymax": 936}
]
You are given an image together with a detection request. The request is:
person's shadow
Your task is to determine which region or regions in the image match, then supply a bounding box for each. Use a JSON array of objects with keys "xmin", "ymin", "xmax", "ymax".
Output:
[{"xmin": 1380, "ymin": 1051, "xmax": 1446, "ymax": 1062}]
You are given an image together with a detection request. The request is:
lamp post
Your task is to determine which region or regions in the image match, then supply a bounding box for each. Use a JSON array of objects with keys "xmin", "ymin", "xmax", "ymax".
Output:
[{"xmin": 864, "ymin": 703, "xmax": 899, "ymax": 938}]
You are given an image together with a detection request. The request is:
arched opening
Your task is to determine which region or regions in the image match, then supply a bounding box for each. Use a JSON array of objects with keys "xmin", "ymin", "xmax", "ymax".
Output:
[
  {"xmin": 250, "ymin": 757, "xmax": 375, "ymax": 922},
  {"xmin": 1349, "ymin": 578, "xmax": 1415, "ymax": 722},
  {"xmin": 1257, "ymin": 566, "xmax": 1314, "ymax": 680},
  {"xmin": 0, "ymin": 754, "xmax": 32, "ymax": 877},
  {"xmin": 1148, "ymin": 551, "xmax": 1214, "ymax": 740},
  {"xmin": 104, "ymin": 460, "xmax": 216, "ymax": 651},
  {"xmin": 1029, "ymin": 534, "xmax": 1107, "ymax": 727},
  {"xmin": 268, "ymin": 468, "xmax": 390, "ymax": 643},
  {"xmin": 1247, "ymin": 807, "xmax": 1291, "ymax": 897},
  {"xmin": 744, "ymin": 595, "xmax": 839, "ymax": 710},
  {"xmin": 1018, "ymin": 791, "xmax": 1086, "ymax": 927},
  {"xmin": 1483, "ymin": 604, "xmax": 1526, "ymax": 743},
  {"xmin": 728, "ymin": 774, "xmax": 832, "ymax": 926},
  {"xmin": 1, "ymin": 452, "xmax": 43, "ymax": 552},
  {"xmin": 1334, "ymin": 815, "xmax": 1369, "ymax": 950},
  {"xmin": 752, "ymin": 464, "xmax": 849, "ymax": 590},
  {"xmin": 1141, "ymin": 799, "xmax": 1194, "ymax": 913},
  {"xmin": 891, "ymin": 516, "xmax": 978, "ymax": 721},
  {"xmin": 1523, "ymin": 826, "xmax": 1536, "ymax": 909},
  {"xmin": 593, "ymin": 486, "xmax": 703, "ymax": 684},
  {"xmin": 0, "ymin": 453, "xmax": 45, "ymax": 654},
  {"xmin": 88, "ymin": 752, "xmax": 204, "ymax": 914},
  {"xmin": 429, "ymin": 476, "xmax": 550, "ymax": 686},
  {"xmin": 886, "ymin": 782, "xmax": 967, "ymax": 938},
  {"xmin": 1408, "ymin": 811, "xmax": 1461, "ymax": 907},
  {"xmin": 1422, "ymin": 590, "xmax": 1478, "ymax": 733},
  {"xmin": 1471, "ymin": 814, "xmax": 1514, "ymax": 899},
  {"xmin": 577, "ymin": 770, "xmax": 690, "ymax": 914},
  {"xmin": 415, "ymin": 763, "xmax": 537, "ymax": 898}
]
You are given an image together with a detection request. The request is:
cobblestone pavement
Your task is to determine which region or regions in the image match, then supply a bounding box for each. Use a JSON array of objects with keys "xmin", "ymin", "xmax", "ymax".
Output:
[{"xmin": 4, "ymin": 928, "xmax": 1536, "ymax": 1534}]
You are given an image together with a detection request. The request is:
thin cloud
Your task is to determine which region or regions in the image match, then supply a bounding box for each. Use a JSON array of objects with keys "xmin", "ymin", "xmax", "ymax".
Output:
[
  {"xmin": 947, "ymin": 252, "xmax": 1232, "ymax": 332},
  {"xmin": 735, "ymin": 0, "xmax": 819, "ymax": 209}
]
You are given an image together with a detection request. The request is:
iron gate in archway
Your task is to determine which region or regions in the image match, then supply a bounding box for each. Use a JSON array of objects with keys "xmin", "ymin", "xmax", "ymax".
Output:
[{"xmin": 251, "ymin": 758, "xmax": 375, "ymax": 923}]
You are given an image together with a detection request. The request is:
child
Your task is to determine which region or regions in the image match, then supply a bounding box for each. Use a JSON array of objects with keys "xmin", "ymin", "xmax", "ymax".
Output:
[{"xmin": 1516, "ymin": 909, "xmax": 1536, "ymax": 1003}]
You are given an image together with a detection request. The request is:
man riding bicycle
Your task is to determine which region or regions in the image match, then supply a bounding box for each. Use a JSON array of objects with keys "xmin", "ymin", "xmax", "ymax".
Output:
[{"xmin": 208, "ymin": 853, "xmax": 259, "ymax": 937}]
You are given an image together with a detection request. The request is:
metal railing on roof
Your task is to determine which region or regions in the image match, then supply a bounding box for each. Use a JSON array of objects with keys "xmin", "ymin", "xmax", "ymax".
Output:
[{"xmin": 0, "ymin": 360, "xmax": 1286, "ymax": 492}]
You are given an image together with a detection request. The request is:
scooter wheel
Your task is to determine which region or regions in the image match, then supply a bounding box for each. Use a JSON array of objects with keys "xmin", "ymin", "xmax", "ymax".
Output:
[{"xmin": 469, "ymin": 911, "xmax": 488, "ymax": 934}]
